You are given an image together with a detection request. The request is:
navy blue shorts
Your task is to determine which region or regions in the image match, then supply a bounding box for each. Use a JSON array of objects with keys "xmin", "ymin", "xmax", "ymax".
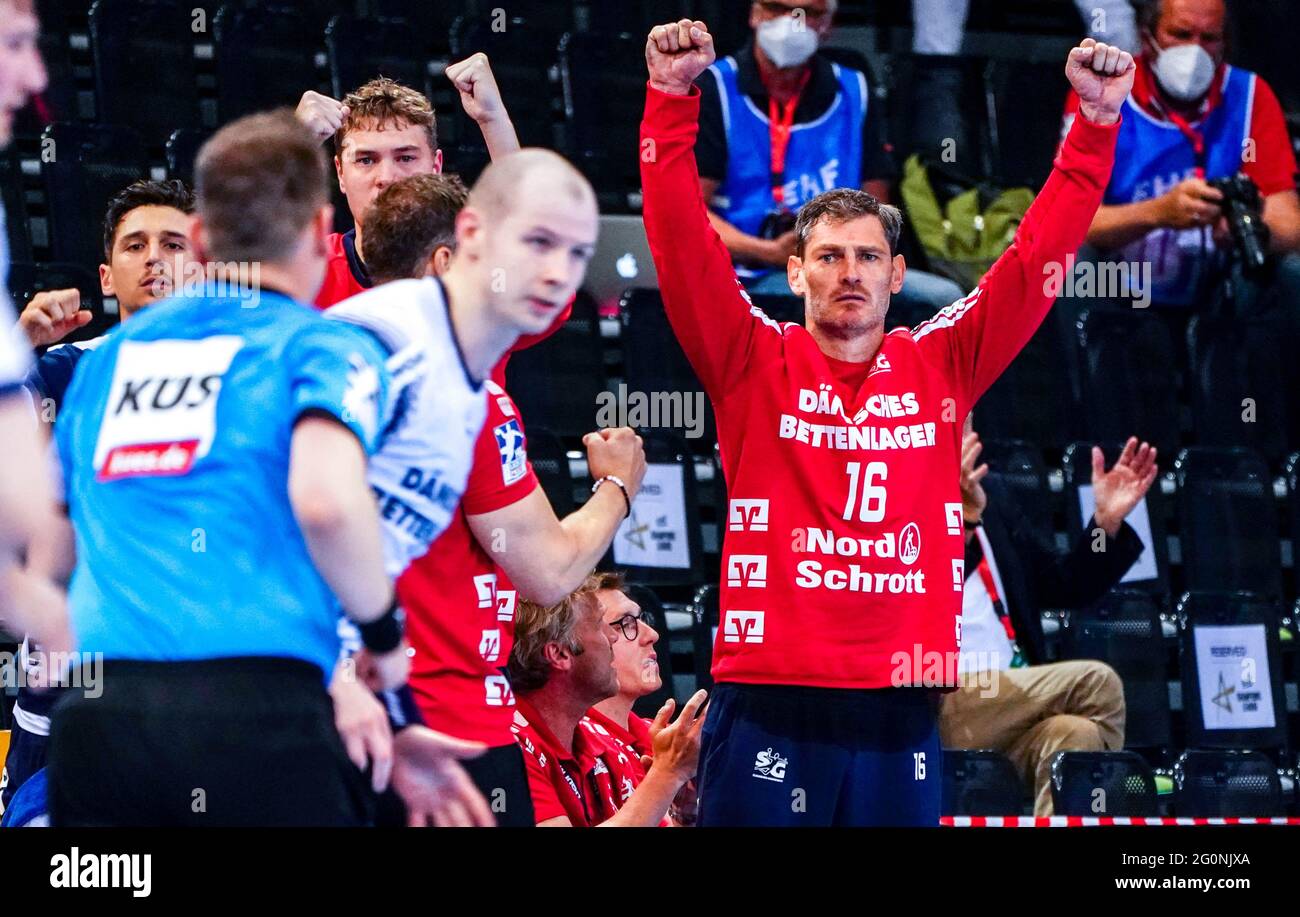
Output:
[
  {"xmin": 1, "ymin": 721, "xmax": 49, "ymax": 812},
  {"xmin": 697, "ymin": 683, "xmax": 942, "ymax": 827}
]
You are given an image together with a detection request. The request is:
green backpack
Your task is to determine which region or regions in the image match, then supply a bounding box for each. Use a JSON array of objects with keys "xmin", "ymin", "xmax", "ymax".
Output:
[{"xmin": 900, "ymin": 153, "xmax": 1035, "ymax": 292}]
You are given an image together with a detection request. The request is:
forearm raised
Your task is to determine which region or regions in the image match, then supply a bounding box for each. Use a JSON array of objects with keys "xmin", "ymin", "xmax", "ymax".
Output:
[{"xmin": 1086, "ymin": 199, "xmax": 1165, "ymax": 250}]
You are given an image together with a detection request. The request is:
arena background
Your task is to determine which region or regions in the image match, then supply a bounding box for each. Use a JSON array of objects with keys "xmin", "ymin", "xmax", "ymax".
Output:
[{"xmin": 3, "ymin": 0, "xmax": 1300, "ymax": 822}]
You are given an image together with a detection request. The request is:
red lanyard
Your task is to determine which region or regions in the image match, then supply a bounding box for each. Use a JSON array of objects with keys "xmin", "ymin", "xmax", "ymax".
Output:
[
  {"xmin": 973, "ymin": 528, "xmax": 1016, "ymax": 643},
  {"xmin": 1135, "ymin": 58, "xmax": 1225, "ymax": 177},
  {"xmin": 767, "ymin": 70, "xmax": 811, "ymax": 208}
]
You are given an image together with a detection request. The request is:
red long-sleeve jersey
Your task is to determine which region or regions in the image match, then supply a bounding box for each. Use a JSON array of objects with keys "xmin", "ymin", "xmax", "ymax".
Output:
[{"xmin": 640, "ymin": 84, "xmax": 1118, "ymax": 689}]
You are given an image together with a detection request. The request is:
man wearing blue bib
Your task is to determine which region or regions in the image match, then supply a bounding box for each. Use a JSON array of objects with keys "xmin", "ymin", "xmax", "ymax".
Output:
[
  {"xmin": 46, "ymin": 111, "xmax": 409, "ymax": 826},
  {"xmin": 694, "ymin": 0, "xmax": 965, "ymax": 312},
  {"xmin": 1064, "ymin": 0, "xmax": 1300, "ymax": 308}
]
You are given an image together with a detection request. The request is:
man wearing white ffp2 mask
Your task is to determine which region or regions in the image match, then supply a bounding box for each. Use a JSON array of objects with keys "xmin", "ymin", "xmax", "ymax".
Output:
[
  {"xmin": 694, "ymin": 0, "xmax": 966, "ymax": 320},
  {"xmin": 1058, "ymin": 0, "xmax": 1300, "ymax": 310}
]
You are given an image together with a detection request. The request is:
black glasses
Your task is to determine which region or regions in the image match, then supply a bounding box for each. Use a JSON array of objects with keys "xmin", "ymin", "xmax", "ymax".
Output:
[{"xmin": 609, "ymin": 612, "xmax": 644, "ymax": 642}]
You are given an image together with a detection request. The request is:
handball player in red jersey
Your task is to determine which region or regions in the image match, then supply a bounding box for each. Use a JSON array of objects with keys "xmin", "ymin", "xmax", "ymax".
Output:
[{"xmin": 640, "ymin": 19, "xmax": 1134, "ymax": 825}]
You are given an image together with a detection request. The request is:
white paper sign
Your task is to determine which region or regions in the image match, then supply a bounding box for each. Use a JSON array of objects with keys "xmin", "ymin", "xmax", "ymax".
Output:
[
  {"xmin": 1193, "ymin": 623, "xmax": 1276, "ymax": 731},
  {"xmin": 1076, "ymin": 485, "xmax": 1158, "ymax": 583},
  {"xmin": 613, "ymin": 462, "xmax": 691, "ymax": 569}
]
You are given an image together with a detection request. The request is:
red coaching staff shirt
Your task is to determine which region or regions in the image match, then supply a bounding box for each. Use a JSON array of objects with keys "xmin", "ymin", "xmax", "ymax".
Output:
[
  {"xmin": 398, "ymin": 378, "xmax": 536, "ymax": 746},
  {"xmin": 511, "ymin": 697, "xmax": 646, "ymax": 827},
  {"xmin": 640, "ymin": 84, "xmax": 1118, "ymax": 691}
]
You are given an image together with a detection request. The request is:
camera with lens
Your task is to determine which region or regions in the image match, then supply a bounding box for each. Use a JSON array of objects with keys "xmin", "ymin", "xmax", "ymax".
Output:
[
  {"xmin": 758, "ymin": 209, "xmax": 798, "ymax": 240},
  {"xmin": 1208, "ymin": 173, "xmax": 1271, "ymax": 272}
]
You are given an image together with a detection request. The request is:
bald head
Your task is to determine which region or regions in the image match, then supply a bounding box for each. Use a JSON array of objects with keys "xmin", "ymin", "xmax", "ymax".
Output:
[{"xmin": 468, "ymin": 147, "xmax": 596, "ymax": 221}]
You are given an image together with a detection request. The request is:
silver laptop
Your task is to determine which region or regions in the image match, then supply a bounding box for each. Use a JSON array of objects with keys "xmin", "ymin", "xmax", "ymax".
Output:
[{"xmin": 584, "ymin": 214, "xmax": 660, "ymax": 311}]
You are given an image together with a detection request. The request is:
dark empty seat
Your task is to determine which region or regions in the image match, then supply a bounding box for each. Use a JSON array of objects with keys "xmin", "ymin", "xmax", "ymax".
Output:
[
  {"xmin": 504, "ymin": 294, "xmax": 606, "ymax": 439},
  {"xmin": 1177, "ymin": 590, "xmax": 1287, "ymax": 754},
  {"xmin": 974, "ymin": 307, "xmax": 1077, "ymax": 450},
  {"xmin": 1050, "ymin": 750, "xmax": 1159, "ymax": 817},
  {"xmin": 214, "ymin": 4, "xmax": 326, "ymax": 123},
  {"xmin": 620, "ymin": 288, "xmax": 716, "ymax": 452},
  {"xmin": 449, "ymin": 14, "xmax": 561, "ymax": 149},
  {"xmin": 165, "ymin": 128, "xmax": 209, "ymax": 188},
  {"xmin": 1173, "ymin": 749, "xmax": 1284, "ymax": 818},
  {"xmin": 985, "ymin": 58, "xmax": 1069, "ymax": 189},
  {"xmin": 523, "ymin": 427, "xmax": 575, "ymax": 517},
  {"xmin": 327, "ymin": 15, "xmax": 432, "ymax": 103},
  {"xmin": 40, "ymin": 122, "xmax": 148, "ymax": 266},
  {"xmin": 942, "ymin": 749, "xmax": 1024, "ymax": 817},
  {"xmin": 1187, "ymin": 310, "xmax": 1293, "ymax": 466},
  {"xmin": 977, "ymin": 439, "xmax": 1053, "ymax": 544},
  {"xmin": 560, "ymin": 30, "xmax": 646, "ymax": 205},
  {"xmin": 1061, "ymin": 590, "xmax": 1171, "ymax": 750},
  {"xmin": 89, "ymin": 0, "xmax": 203, "ymax": 143},
  {"xmin": 1, "ymin": 146, "xmax": 32, "ymax": 266},
  {"xmin": 1076, "ymin": 308, "xmax": 1181, "ymax": 460},
  {"xmin": 1061, "ymin": 440, "xmax": 1170, "ymax": 599},
  {"xmin": 1174, "ymin": 447, "xmax": 1282, "ymax": 599},
  {"xmin": 691, "ymin": 582, "xmax": 719, "ymax": 691}
]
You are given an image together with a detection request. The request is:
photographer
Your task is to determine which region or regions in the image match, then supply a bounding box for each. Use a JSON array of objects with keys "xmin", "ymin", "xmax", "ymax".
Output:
[
  {"xmin": 1061, "ymin": 0, "xmax": 1300, "ymax": 309},
  {"xmin": 694, "ymin": 0, "xmax": 964, "ymax": 311}
]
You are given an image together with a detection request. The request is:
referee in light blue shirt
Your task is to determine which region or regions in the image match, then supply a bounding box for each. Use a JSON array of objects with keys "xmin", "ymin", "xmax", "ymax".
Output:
[{"xmin": 45, "ymin": 110, "xmax": 407, "ymax": 827}]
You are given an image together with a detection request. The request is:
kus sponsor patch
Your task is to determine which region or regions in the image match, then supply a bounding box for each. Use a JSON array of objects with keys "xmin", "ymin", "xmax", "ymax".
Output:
[{"xmin": 93, "ymin": 336, "xmax": 244, "ymax": 481}]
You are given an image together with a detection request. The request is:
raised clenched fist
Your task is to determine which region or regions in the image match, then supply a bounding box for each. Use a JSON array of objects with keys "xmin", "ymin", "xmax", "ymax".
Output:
[
  {"xmin": 645, "ymin": 19, "xmax": 716, "ymax": 96},
  {"xmin": 1066, "ymin": 37, "xmax": 1136, "ymax": 126},
  {"xmin": 19, "ymin": 288, "xmax": 91, "ymax": 347},
  {"xmin": 294, "ymin": 90, "xmax": 349, "ymax": 142},
  {"xmin": 583, "ymin": 426, "xmax": 647, "ymax": 501}
]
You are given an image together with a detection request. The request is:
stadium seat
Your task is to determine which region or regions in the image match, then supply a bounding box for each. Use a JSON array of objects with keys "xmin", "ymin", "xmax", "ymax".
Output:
[
  {"xmin": 619, "ymin": 288, "xmax": 717, "ymax": 452},
  {"xmin": 450, "ymin": 13, "xmax": 562, "ymax": 149},
  {"xmin": 585, "ymin": 0, "xmax": 686, "ymax": 37},
  {"xmin": 326, "ymin": 14, "xmax": 433, "ymax": 104},
  {"xmin": 363, "ymin": 0, "xmax": 464, "ymax": 34},
  {"xmin": 1049, "ymin": 750, "xmax": 1159, "ymax": 817},
  {"xmin": 560, "ymin": 30, "xmax": 647, "ymax": 207},
  {"xmin": 89, "ymin": 0, "xmax": 204, "ymax": 143},
  {"xmin": 690, "ymin": 582, "xmax": 718, "ymax": 691},
  {"xmin": 1075, "ymin": 308, "xmax": 1182, "ymax": 461},
  {"xmin": 974, "ymin": 307, "xmax": 1077, "ymax": 450},
  {"xmin": 942, "ymin": 749, "xmax": 1025, "ymax": 816},
  {"xmin": 1187, "ymin": 310, "xmax": 1294, "ymax": 467},
  {"xmin": 504, "ymin": 293, "xmax": 607, "ymax": 439},
  {"xmin": 985, "ymin": 58, "xmax": 1070, "ymax": 189},
  {"xmin": 603, "ymin": 431, "xmax": 705, "ymax": 587},
  {"xmin": 214, "ymin": 4, "xmax": 326, "ymax": 124},
  {"xmin": 1061, "ymin": 441, "xmax": 1171, "ymax": 600},
  {"xmin": 39, "ymin": 122, "xmax": 148, "ymax": 266},
  {"xmin": 523, "ymin": 427, "xmax": 576, "ymax": 517},
  {"xmin": 1060, "ymin": 590, "xmax": 1172, "ymax": 751},
  {"xmin": 1174, "ymin": 447, "xmax": 1283, "ymax": 599},
  {"xmin": 623, "ymin": 584, "xmax": 677, "ymax": 719},
  {"xmin": 1173, "ymin": 748, "xmax": 1285, "ymax": 818},
  {"xmin": 165, "ymin": 128, "xmax": 210, "ymax": 188},
  {"xmin": 0, "ymin": 146, "xmax": 33, "ymax": 266},
  {"xmin": 1176, "ymin": 591, "xmax": 1288, "ymax": 754},
  {"xmin": 976, "ymin": 439, "xmax": 1053, "ymax": 545}
]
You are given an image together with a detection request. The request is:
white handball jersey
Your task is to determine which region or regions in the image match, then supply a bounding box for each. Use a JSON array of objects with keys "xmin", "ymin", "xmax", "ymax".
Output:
[
  {"xmin": 0, "ymin": 202, "xmax": 33, "ymax": 397},
  {"xmin": 328, "ymin": 276, "xmax": 488, "ymax": 577}
]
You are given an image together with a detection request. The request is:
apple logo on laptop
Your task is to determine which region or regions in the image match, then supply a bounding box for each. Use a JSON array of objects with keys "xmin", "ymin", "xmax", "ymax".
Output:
[{"xmin": 616, "ymin": 252, "xmax": 639, "ymax": 281}]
